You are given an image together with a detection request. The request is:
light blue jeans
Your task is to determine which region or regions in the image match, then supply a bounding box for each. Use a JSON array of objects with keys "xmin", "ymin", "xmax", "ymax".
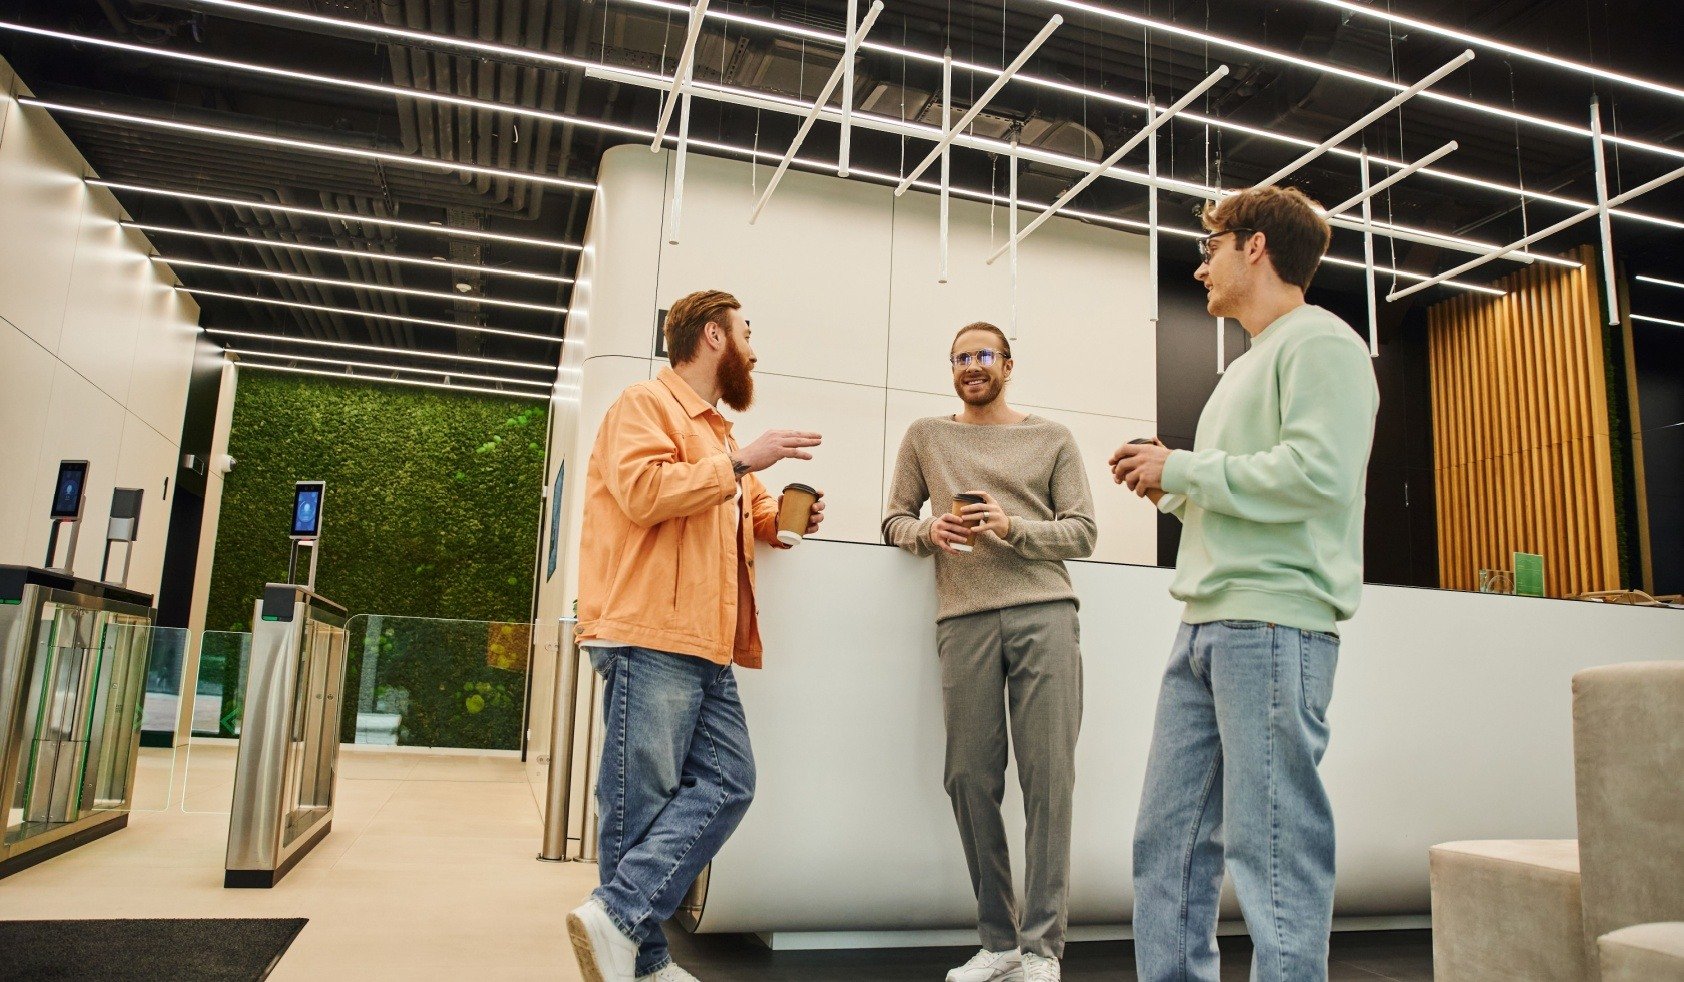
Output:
[
  {"xmin": 1132, "ymin": 620, "xmax": 1340, "ymax": 982},
  {"xmin": 587, "ymin": 646, "xmax": 756, "ymax": 977}
]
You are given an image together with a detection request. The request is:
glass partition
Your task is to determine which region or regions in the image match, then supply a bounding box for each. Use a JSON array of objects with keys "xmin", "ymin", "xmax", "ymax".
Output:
[
  {"xmin": 181, "ymin": 630, "xmax": 250, "ymax": 813},
  {"xmin": 130, "ymin": 626, "xmax": 190, "ymax": 811},
  {"xmin": 344, "ymin": 615, "xmax": 530, "ymax": 752}
]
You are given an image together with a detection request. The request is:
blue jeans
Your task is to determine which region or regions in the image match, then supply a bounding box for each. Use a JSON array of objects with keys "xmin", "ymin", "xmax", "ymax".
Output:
[
  {"xmin": 587, "ymin": 646, "xmax": 756, "ymax": 977},
  {"xmin": 1132, "ymin": 621, "xmax": 1340, "ymax": 982}
]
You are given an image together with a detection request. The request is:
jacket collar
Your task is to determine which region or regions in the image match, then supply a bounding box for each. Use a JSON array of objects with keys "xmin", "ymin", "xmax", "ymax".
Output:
[{"xmin": 657, "ymin": 366, "xmax": 718, "ymax": 420}]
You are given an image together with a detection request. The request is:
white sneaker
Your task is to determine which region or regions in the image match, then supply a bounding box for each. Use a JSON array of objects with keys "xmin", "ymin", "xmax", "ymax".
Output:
[
  {"xmin": 1020, "ymin": 951, "xmax": 1061, "ymax": 982},
  {"xmin": 635, "ymin": 965, "xmax": 701, "ymax": 982},
  {"xmin": 566, "ymin": 899, "xmax": 638, "ymax": 982},
  {"xmin": 946, "ymin": 948, "xmax": 1023, "ymax": 982}
]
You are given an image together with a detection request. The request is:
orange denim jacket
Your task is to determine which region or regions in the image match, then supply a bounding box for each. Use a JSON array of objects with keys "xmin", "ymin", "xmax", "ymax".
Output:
[{"xmin": 576, "ymin": 368, "xmax": 782, "ymax": 668}]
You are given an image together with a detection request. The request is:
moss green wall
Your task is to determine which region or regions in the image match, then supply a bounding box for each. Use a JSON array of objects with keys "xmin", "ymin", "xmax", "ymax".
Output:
[{"xmin": 206, "ymin": 372, "xmax": 547, "ymax": 631}]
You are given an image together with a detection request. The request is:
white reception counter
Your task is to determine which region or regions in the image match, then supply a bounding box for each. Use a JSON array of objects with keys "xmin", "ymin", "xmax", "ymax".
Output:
[{"xmin": 683, "ymin": 539, "xmax": 1679, "ymax": 943}]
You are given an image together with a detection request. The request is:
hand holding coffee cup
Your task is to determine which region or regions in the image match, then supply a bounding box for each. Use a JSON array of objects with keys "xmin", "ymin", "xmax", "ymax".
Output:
[
  {"xmin": 775, "ymin": 484, "xmax": 824, "ymax": 546},
  {"xmin": 949, "ymin": 492, "xmax": 989, "ymax": 554},
  {"xmin": 1110, "ymin": 436, "xmax": 1169, "ymax": 502}
]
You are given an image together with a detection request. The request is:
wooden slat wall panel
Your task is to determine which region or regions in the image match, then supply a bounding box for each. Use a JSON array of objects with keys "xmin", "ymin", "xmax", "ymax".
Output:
[{"xmin": 1427, "ymin": 245, "xmax": 1619, "ymax": 597}]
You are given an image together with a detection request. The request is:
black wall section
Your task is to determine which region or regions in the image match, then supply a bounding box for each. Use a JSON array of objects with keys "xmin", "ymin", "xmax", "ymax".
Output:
[
  {"xmin": 1630, "ymin": 295, "xmax": 1684, "ymax": 596},
  {"xmin": 1153, "ymin": 267, "xmax": 1438, "ymax": 587},
  {"xmin": 156, "ymin": 337, "xmax": 224, "ymax": 629}
]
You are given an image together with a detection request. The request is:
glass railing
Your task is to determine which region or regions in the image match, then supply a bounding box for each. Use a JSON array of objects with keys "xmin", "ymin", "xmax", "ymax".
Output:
[
  {"xmin": 131, "ymin": 626, "xmax": 191, "ymax": 811},
  {"xmin": 181, "ymin": 630, "xmax": 251, "ymax": 813},
  {"xmin": 344, "ymin": 615, "xmax": 531, "ymax": 752}
]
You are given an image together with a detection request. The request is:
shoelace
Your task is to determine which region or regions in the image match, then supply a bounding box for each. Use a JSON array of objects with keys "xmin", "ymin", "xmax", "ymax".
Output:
[
  {"xmin": 960, "ymin": 949, "xmax": 1009, "ymax": 971},
  {"xmin": 1021, "ymin": 954, "xmax": 1060, "ymax": 982}
]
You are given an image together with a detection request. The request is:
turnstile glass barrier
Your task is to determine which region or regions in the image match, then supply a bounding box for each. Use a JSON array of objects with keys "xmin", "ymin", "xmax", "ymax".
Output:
[
  {"xmin": 0, "ymin": 566, "xmax": 155, "ymax": 879},
  {"xmin": 181, "ymin": 630, "xmax": 251, "ymax": 814},
  {"xmin": 344, "ymin": 614, "xmax": 531, "ymax": 752},
  {"xmin": 224, "ymin": 584, "xmax": 349, "ymax": 887}
]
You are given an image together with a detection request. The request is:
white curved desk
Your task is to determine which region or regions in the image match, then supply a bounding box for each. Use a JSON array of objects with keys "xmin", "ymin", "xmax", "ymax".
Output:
[{"xmin": 686, "ymin": 539, "xmax": 1679, "ymax": 942}]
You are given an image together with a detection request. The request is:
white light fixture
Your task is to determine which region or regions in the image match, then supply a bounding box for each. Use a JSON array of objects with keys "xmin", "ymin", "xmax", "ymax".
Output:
[
  {"xmin": 91, "ymin": 179, "xmax": 581, "ymax": 250},
  {"xmin": 13, "ymin": 18, "xmax": 1677, "ymax": 233},
  {"xmin": 1636, "ymin": 275, "xmax": 1684, "ymax": 291},
  {"xmin": 232, "ymin": 359, "xmax": 549, "ymax": 400},
  {"xmin": 124, "ymin": 222, "xmax": 571, "ymax": 283},
  {"xmin": 153, "ymin": 256, "xmax": 569, "ymax": 313},
  {"xmin": 173, "ymin": 286, "xmax": 563, "ymax": 342},
  {"xmin": 22, "ymin": 98, "xmax": 596, "ymax": 191},
  {"xmin": 203, "ymin": 327, "xmax": 557, "ymax": 370},
  {"xmin": 223, "ymin": 347, "xmax": 552, "ymax": 388},
  {"xmin": 1304, "ymin": 0, "xmax": 1684, "ymax": 103},
  {"xmin": 1631, "ymin": 314, "xmax": 1684, "ymax": 328}
]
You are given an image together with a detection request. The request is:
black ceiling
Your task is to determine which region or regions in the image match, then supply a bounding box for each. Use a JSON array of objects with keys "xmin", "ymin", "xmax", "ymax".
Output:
[{"xmin": 2, "ymin": 0, "xmax": 1680, "ymax": 384}]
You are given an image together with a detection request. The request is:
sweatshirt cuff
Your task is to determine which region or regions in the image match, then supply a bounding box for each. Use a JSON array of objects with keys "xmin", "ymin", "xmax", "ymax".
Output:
[{"xmin": 1161, "ymin": 449, "xmax": 1194, "ymax": 495}]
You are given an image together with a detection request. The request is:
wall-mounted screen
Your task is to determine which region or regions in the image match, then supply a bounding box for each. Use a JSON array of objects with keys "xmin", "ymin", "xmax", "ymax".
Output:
[
  {"xmin": 291, "ymin": 481, "xmax": 325, "ymax": 539},
  {"xmin": 50, "ymin": 460, "xmax": 90, "ymax": 519}
]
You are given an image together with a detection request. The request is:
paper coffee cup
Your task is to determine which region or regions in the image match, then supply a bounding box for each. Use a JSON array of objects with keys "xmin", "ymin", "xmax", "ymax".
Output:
[
  {"xmin": 950, "ymin": 492, "xmax": 986, "ymax": 554},
  {"xmin": 777, "ymin": 483, "xmax": 819, "ymax": 546}
]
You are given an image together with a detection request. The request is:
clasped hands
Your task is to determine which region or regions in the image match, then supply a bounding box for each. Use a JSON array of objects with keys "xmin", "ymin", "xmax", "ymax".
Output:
[{"xmin": 1109, "ymin": 437, "xmax": 1171, "ymax": 503}]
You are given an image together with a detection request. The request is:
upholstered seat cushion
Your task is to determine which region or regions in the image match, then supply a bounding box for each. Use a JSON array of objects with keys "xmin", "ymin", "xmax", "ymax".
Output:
[
  {"xmin": 1598, "ymin": 922, "xmax": 1684, "ymax": 982},
  {"xmin": 1430, "ymin": 840, "xmax": 1587, "ymax": 982}
]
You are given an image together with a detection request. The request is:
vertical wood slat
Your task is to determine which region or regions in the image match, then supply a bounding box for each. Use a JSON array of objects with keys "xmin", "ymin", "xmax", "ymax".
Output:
[{"xmin": 1426, "ymin": 245, "xmax": 1619, "ymax": 597}]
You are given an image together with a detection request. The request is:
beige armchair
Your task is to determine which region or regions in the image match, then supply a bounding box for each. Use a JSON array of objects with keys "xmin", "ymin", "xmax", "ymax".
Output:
[{"xmin": 1431, "ymin": 661, "xmax": 1684, "ymax": 981}]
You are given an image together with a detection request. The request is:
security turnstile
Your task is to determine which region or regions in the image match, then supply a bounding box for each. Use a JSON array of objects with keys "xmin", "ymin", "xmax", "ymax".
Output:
[
  {"xmin": 224, "ymin": 584, "xmax": 349, "ymax": 888},
  {"xmin": 0, "ymin": 566, "xmax": 155, "ymax": 880}
]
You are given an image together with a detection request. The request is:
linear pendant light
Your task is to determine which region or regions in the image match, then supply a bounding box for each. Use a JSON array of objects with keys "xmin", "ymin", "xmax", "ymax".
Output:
[
  {"xmin": 20, "ymin": 98, "xmax": 596, "ymax": 191},
  {"xmin": 174, "ymin": 287, "xmax": 562, "ymax": 343},
  {"xmin": 152, "ymin": 256, "xmax": 569, "ymax": 313},
  {"xmin": 233, "ymin": 359, "xmax": 549, "ymax": 400},
  {"xmin": 202, "ymin": 327, "xmax": 557, "ymax": 370},
  {"xmin": 127, "ymin": 223, "xmax": 570, "ymax": 283},
  {"xmin": 223, "ymin": 348, "xmax": 552, "ymax": 387}
]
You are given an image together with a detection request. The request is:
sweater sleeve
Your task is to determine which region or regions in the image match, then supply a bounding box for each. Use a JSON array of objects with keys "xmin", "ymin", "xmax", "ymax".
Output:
[
  {"xmin": 1160, "ymin": 334, "xmax": 1378, "ymax": 524},
  {"xmin": 881, "ymin": 425, "xmax": 936, "ymax": 556},
  {"xmin": 1002, "ymin": 429, "xmax": 1098, "ymax": 559}
]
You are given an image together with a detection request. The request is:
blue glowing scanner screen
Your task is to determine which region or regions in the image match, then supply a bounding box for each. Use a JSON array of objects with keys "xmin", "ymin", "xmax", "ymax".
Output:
[
  {"xmin": 51, "ymin": 463, "xmax": 87, "ymax": 518},
  {"xmin": 292, "ymin": 488, "xmax": 323, "ymax": 537}
]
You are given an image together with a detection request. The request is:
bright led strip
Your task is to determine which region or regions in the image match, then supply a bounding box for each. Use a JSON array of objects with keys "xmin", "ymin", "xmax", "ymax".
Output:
[
  {"xmin": 91, "ymin": 179, "xmax": 581, "ymax": 251},
  {"xmin": 1635, "ymin": 275, "xmax": 1684, "ymax": 291},
  {"xmin": 233, "ymin": 359, "xmax": 548, "ymax": 400},
  {"xmin": 174, "ymin": 287, "xmax": 561, "ymax": 343},
  {"xmin": 1631, "ymin": 314, "xmax": 1684, "ymax": 329},
  {"xmin": 203, "ymin": 327, "xmax": 557, "ymax": 370},
  {"xmin": 15, "ymin": 19, "xmax": 1675, "ymax": 233},
  {"xmin": 153, "ymin": 256, "xmax": 569, "ymax": 313},
  {"xmin": 20, "ymin": 98, "xmax": 597, "ymax": 191},
  {"xmin": 127, "ymin": 223, "xmax": 570, "ymax": 284},
  {"xmin": 673, "ymin": 131, "xmax": 1505, "ymax": 296},
  {"xmin": 1305, "ymin": 0, "xmax": 1684, "ymax": 103},
  {"xmin": 224, "ymin": 348, "xmax": 552, "ymax": 387}
]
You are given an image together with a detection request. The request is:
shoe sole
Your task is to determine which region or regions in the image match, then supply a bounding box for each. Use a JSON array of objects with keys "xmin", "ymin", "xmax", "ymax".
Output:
[
  {"xmin": 946, "ymin": 969, "xmax": 1024, "ymax": 982},
  {"xmin": 566, "ymin": 911, "xmax": 608, "ymax": 982}
]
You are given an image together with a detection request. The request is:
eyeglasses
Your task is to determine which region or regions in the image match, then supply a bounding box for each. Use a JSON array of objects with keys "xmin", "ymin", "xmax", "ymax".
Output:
[
  {"xmin": 1197, "ymin": 227, "xmax": 1258, "ymax": 262},
  {"xmin": 950, "ymin": 348, "xmax": 1007, "ymax": 369}
]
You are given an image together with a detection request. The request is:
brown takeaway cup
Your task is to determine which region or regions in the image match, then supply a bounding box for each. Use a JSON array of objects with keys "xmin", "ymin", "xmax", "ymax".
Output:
[
  {"xmin": 951, "ymin": 492, "xmax": 986, "ymax": 554},
  {"xmin": 777, "ymin": 483, "xmax": 820, "ymax": 546}
]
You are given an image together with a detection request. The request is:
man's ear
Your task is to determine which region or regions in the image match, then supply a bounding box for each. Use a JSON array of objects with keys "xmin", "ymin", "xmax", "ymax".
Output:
[{"xmin": 1246, "ymin": 230, "xmax": 1269, "ymax": 265}]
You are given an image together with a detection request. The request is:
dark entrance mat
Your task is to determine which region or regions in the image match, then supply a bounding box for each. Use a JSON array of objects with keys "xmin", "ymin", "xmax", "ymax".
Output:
[{"xmin": 0, "ymin": 917, "xmax": 308, "ymax": 981}]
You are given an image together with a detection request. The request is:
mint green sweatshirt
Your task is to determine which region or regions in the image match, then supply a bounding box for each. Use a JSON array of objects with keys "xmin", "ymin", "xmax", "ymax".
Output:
[{"xmin": 1158, "ymin": 304, "xmax": 1379, "ymax": 634}]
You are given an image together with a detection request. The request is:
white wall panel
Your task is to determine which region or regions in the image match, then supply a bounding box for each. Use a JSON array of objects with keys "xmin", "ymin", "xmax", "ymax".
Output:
[
  {"xmin": 581, "ymin": 147, "xmax": 670, "ymax": 359},
  {"xmin": 57, "ymin": 188, "xmax": 146, "ymax": 405},
  {"xmin": 0, "ymin": 320, "xmax": 56, "ymax": 561},
  {"xmin": 125, "ymin": 268, "xmax": 199, "ymax": 441},
  {"xmin": 25, "ymin": 363, "xmax": 127, "ymax": 576},
  {"xmin": 0, "ymin": 101, "xmax": 85, "ymax": 352},
  {"xmin": 657, "ymin": 153, "xmax": 895, "ymax": 390}
]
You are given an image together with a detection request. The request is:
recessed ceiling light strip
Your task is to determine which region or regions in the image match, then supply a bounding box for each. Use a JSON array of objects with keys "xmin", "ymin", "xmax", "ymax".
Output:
[
  {"xmin": 232, "ymin": 359, "xmax": 550, "ymax": 400},
  {"xmin": 203, "ymin": 327, "xmax": 558, "ymax": 370},
  {"xmin": 224, "ymin": 348, "xmax": 553, "ymax": 387},
  {"xmin": 173, "ymin": 286, "xmax": 564, "ymax": 342},
  {"xmin": 152, "ymin": 255, "xmax": 570, "ymax": 313}
]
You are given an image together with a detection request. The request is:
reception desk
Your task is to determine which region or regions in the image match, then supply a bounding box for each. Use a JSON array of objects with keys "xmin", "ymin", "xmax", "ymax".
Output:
[{"xmin": 683, "ymin": 539, "xmax": 1679, "ymax": 941}]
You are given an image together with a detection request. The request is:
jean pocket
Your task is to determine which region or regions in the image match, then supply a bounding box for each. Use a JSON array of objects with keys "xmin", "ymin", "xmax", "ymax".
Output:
[
  {"xmin": 586, "ymin": 645, "xmax": 617, "ymax": 679},
  {"xmin": 1298, "ymin": 631, "xmax": 1339, "ymax": 720},
  {"xmin": 1217, "ymin": 619, "xmax": 1269, "ymax": 631}
]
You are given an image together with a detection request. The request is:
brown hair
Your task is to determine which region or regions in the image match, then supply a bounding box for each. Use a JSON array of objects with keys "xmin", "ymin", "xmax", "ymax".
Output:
[
  {"xmin": 950, "ymin": 321, "xmax": 1012, "ymax": 359},
  {"xmin": 663, "ymin": 289, "xmax": 741, "ymax": 365},
  {"xmin": 1201, "ymin": 185, "xmax": 1331, "ymax": 290}
]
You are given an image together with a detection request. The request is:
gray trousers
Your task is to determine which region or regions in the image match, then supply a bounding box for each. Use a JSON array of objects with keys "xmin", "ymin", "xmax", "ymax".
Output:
[{"xmin": 936, "ymin": 599, "xmax": 1083, "ymax": 958}]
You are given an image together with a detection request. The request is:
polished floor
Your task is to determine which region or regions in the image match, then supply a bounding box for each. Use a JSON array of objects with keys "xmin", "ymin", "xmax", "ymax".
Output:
[{"xmin": 1, "ymin": 747, "xmax": 1434, "ymax": 980}]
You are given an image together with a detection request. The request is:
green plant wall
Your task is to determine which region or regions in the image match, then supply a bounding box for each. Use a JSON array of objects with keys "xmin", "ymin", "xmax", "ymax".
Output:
[{"xmin": 203, "ymin": 372, "xmax": 547, "ymax": 748}]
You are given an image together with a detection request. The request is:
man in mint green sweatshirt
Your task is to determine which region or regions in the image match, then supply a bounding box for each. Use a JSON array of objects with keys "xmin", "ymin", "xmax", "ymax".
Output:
[{"xmin": 1110, "ymin": 184, "xmax": 1379, "ymax": 982}]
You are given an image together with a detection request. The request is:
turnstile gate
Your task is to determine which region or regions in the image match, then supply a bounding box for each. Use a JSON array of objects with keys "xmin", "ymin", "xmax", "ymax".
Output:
[
  {"xmin": 0, "ymin": 566, "xmax": 155, "ymax": 879},
  {"xmin": 224, "ymin": 584, "xmax": 349, "ymax": 888}
]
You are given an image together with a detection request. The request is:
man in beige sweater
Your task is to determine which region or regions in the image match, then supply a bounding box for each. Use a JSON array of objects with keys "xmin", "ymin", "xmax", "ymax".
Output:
[{"xmin": 883, "ymin": 322, "xmax": 1098, "ymax": 982}]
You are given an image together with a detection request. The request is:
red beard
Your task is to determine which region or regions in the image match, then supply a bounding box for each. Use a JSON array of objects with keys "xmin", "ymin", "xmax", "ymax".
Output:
[
  {"xmin": 953, "ymin": 372, "xmax": 1004, "ymax": 407},
  {"xmin": 717, "ymin": 339, "xmax": 755, "ymax": 412}
]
